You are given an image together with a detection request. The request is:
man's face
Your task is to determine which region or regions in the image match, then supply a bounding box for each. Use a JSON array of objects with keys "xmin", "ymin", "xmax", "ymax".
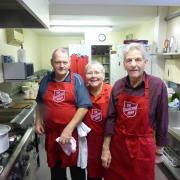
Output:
[
  {"xmin": 51, "ymin": 51, "xmax": 70, "ymax": 78},
  {"xmin": 123, "ymin": 49, "xmax": 147, "ymax": 82}
]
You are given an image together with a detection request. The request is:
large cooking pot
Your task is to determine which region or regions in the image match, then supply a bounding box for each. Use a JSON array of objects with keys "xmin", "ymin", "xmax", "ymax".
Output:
[{"xmin": 0, "ymin": 124, "xmax": 11, "ymax": 153}]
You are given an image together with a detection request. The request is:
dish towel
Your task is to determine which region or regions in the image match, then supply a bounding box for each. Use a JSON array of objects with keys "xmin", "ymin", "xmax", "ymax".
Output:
[
  {"xmin": 56, "ymin": 136, "xmax": 76, "ymax": 156},
  {"xmin": 77, "ymin": 122, "xmax": 91, "ymax": 169}
]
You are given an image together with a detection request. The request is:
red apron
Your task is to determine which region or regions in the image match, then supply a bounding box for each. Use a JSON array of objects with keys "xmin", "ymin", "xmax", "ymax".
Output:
[
  {"xmin": 43, "ymin": 73, "xmax": 78, "ymax": 168},
  {"xmin": 104, "ymin": 78, "xmax": 155, "ymax": 180},
  {"xmin": 84, "ymin": 83, "xmax": 112, "ymax": 178}
]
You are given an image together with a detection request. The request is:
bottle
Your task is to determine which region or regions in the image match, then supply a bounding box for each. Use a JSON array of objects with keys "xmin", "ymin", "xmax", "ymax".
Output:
[{"xmin": 17, "ymin": 44, "xmax": 26, "ymax": 62}]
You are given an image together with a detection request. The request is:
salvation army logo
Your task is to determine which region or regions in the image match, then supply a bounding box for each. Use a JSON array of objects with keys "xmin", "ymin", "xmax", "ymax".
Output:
[
  {"xmin": 90, "ymin": 108, "xmax": 102, "ymax": 122},
  {"xmin": 123, "ymin": 101, "xmax": 138, "ymax": 118},
  {"xmin": 53, "ymin": 89, "xmax": 65, "ymax": 103}
]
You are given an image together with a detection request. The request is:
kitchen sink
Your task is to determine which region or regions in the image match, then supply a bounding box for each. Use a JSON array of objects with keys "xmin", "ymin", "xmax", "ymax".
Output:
[
  {"xmin": 168, "ymin": 110, "xmax": 180, "ymax": 141},
  {"xmin": 0, "ymin": 109, "xmax": 22, "ymax": 116},
  {"xmin": 169, "ymin": 110, "xmax": 180, "ymax": 128},
  {"xmin": 0, "ymin": 109, "xmax": 22, "ymax": 124}
]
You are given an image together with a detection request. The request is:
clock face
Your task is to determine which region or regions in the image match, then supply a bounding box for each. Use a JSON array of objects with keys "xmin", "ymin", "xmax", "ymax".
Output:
[{"xmin": 98, "ymin": 34, "xmax": 106, "ymax": 42}]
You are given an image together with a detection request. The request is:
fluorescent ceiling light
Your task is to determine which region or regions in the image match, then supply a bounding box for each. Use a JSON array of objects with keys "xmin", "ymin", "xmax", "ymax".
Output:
[
  {"xmin": 50, "ymin": 20, "xmax": 112, "ymax": 26},
  {"xmin": 49, "ymin": 26, "xmax": 112, "ymax": 33}
]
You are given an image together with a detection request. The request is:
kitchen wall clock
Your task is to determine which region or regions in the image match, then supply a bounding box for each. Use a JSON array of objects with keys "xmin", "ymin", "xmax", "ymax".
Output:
[{"xmin": 98, "ymin": 34, "xmax": 106, "ymax": 42}]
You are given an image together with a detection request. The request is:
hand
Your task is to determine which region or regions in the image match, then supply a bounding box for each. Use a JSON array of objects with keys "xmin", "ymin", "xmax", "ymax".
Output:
[
  {"xmin": 35, "ymin": 121, "xmax": 45, "ymax": 135},
  {"xmin": 155, "ymin": 146, "xmax": 164, "ymax": 164},
  {"xmin": 101, "ymin": 148, "xmax": 112, "ymax": 168},
  {"xmin": 155, "ymin": 154, "xmax": 163, "ymax": 164},
  {"xmin": 59, "ymin": 126, "xmax": 73, "ymax": 145}
]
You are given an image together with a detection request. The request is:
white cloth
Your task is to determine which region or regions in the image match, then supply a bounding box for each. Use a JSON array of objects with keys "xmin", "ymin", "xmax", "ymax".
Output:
[
  {"xmin": 77, "ymin": 122, "xmax": 91, "ymax": 169},
  {"xmin": 56, "ymin": 136, "xmax": 76, "ymax": 156}
]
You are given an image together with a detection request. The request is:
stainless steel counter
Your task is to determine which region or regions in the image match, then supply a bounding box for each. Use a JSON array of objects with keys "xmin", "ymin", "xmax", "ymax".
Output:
[{"xmin": 0, "ymin": 93, "xmax": 37, "ymax": 127}]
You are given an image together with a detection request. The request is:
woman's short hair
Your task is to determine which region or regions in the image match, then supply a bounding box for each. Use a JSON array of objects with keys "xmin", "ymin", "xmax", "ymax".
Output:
[{"xmin": 85, "ymin": 61, "xmax": 105, "ymax": 74}]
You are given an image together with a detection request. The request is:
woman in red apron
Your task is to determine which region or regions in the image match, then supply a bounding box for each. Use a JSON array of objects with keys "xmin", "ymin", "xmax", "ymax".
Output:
[
  {"xmin": 101, "ymin": 43, "xmax": 168, "ymax": 180},
  {"xmin": 84, "ymin": 62, "xmax": 112, "ymax": 180}
]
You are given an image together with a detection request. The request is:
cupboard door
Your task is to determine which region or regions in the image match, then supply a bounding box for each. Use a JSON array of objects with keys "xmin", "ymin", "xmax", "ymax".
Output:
[
  {"xmin": 164, "ymin": 60, "xmax": 180, "ymax": 84},
  {"xmin": 110, "ymin": 54, "xmax": 126, "ymax": 85},
  {"xmin": 174, "ymin": 60, "xmax": 180, "ymax": 84}
]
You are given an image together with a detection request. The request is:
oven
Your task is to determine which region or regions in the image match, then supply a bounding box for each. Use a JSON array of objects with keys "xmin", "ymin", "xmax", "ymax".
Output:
[
  {"xmin": 0, "ymin": 124, "xmax": 38, "ymax": 180},
  {"xmin": 0, "ymin": 101, "xmax": 40, "ymax": 180}
]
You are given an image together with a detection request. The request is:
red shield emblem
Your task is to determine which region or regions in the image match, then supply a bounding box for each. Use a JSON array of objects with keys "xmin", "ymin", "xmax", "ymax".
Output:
[
  {"xmin": 90, "ymin": 108, "xmax": 102, "ymax": 122},
  {"xmin": 53, "ymin": 89, "xmax": 65, "ymax": 103},
  {"xmin": 123, "ymin": 101, "xmax": 138, "ymax": 118}
]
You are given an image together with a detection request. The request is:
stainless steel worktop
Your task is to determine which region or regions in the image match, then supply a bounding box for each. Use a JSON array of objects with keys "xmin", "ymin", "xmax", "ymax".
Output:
[{"xmin": 0, "ymin": 93, "xmax": 37, "ymax": 127}]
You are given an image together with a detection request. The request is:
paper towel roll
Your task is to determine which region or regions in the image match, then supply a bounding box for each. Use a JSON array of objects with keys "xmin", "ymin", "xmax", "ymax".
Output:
[{"xmin": 17, "ymin": 44, "xmax": 26, "ymax": 62}]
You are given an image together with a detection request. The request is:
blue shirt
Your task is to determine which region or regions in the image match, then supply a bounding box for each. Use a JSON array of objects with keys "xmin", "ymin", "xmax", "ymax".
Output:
[{"xmin": 36, "ymin": 71, "xmax": 92, "ymax": 108}]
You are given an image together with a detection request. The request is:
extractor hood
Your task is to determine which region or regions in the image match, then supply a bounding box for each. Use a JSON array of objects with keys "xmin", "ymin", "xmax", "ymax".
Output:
[{"xmin": 0, "ymin": 0, "xmax": 49, "ymax": 28}]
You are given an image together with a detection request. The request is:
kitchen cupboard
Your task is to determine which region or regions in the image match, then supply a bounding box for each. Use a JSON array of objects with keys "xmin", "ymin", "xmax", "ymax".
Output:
[
  {"xmin": 164, "ymin": 59, "xmax": 180, "ymax": 84},
  {"xmin": 91, "ymin": 45, "xmax": 112, "ymax": 84}
]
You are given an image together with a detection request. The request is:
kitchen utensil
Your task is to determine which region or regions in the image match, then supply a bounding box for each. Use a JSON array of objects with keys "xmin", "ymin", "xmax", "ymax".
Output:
[{"xmin": 0, "ymin": 124, "xmax": 11, "ymax": 153}]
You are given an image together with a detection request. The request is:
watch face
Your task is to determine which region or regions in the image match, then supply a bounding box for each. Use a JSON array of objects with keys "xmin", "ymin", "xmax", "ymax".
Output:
[{"xmin": 98, "ymin": 34, "xmax": 106, "ymax": 42}]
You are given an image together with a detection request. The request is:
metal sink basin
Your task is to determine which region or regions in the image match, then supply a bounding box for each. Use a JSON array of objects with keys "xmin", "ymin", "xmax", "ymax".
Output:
[
  {"xmin": 0, "ymin": 109, "xmax": 22, "ymax": 123},
  {"xmin": 169, "ymin": 110, "xmax": 180, "ymax": 127},
  {"xmin": 0, "ymin": 109, "xmax": 22, "ymax": 116},
  {"xmin": 168, "ymin": 110, "xmax": 180, "ymax": 141}
]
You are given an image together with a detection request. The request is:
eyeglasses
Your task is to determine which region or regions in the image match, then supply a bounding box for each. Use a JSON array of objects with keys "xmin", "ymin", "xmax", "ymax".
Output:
[
  {"xmin": 124, "ymin": 58, "xmax": 144, "ymax": 64},
  {"xmin": 86, "ymin": 71, "xmax": 102, "ymax": 75}
]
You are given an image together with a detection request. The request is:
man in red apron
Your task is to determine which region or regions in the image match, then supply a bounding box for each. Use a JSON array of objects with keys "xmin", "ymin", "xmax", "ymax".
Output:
[
  {"xmin": 101, "ymin": 43, "xmax": 168, "ymax": 180},
  {"xmin": 84, "ymin": 62, "xmax": 112, "ymax": 180},
  {"xmin": 35, "ymin": 48, "xmax": 92, "ymax": 180}
]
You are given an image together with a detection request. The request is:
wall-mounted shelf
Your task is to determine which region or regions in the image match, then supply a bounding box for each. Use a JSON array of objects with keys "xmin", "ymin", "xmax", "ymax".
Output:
[
  {"xmin": 150, "ymin": 52, "xmax": 180, "ymax": 59},
  {"xmin": 163, "ymin": 52, "xmax": 180, "ymax": 59}
]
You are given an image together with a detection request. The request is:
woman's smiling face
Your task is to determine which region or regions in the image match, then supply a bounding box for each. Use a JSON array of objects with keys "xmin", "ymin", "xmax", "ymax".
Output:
[{"xmin": 86, "ymin": 64, "xmax": 105, "ymax": 89}]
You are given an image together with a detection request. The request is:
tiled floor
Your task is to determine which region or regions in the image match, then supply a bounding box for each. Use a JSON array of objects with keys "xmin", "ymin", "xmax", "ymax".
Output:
[{"xmin": 35, "ymin": 136, "xmax": 173, "ymax": 180}]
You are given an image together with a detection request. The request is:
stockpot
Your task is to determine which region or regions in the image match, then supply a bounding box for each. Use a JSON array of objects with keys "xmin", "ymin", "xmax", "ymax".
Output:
[{"xmin": 0, "ymin": 124, "xmax": 11, "ymax": 153}]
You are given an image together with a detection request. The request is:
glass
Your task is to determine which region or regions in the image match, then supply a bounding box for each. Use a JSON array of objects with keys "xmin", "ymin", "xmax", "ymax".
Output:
[{"xmin": 86, "ymin": 71, "xmax": 102, "ymax": 76}]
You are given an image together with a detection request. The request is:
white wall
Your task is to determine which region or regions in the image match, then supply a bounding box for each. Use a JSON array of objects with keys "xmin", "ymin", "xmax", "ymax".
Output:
[
  {"xmin": 0, "ymin": 29, "xmax": 41, "ymax": 82},
  {"xmin": 39, "ymin": 35, "xmax": 84, "ymax": 70},
  {"xmin": 1, "ymin": 7, "xmax": 180, "ymax": 82}
]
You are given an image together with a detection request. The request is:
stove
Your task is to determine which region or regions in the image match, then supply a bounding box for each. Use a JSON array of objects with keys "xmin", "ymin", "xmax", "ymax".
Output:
[{"xmin": 0, "ymin": 123, "xmax": 37, "ymax": 180}]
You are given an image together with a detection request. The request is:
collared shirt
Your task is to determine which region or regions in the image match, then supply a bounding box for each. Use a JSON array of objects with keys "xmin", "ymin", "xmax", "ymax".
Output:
[
  {"xmin": 36, "ymin": 71, "xmax": 92, "ymax": 108},
  {"xmin": 105, "ymin": 72, "xmax": 168, "ymax": 146}
]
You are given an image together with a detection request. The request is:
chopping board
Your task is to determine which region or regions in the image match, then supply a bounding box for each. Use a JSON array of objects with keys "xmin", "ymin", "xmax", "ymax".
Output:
[
  {"xmin": 24, "ymin": 97, "xmax": 36, "ymax": 100},
  {"xmin": 10, "ymin": 102, "xmax": 33, "ymax": 109}
]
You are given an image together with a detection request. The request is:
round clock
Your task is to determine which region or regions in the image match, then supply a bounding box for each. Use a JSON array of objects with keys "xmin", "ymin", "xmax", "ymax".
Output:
[{"xmin": 98, "ymin": 34, "xmax": 106, "ymax": 42}]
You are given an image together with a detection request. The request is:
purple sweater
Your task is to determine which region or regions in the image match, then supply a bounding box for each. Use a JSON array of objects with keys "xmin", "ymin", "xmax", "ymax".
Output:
[{"xmin": 105, "ymin": 72, "xmax": 168, "ymax": 146}]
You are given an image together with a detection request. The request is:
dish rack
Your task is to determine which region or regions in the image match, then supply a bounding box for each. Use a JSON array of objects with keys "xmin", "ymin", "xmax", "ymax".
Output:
[{"xmin": 163, "ymin": 146, "xmax": 180, "ymax": 167}]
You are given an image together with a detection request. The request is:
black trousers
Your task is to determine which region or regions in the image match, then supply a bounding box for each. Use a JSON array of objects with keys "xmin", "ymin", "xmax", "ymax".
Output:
[{"xmin": 50, "ymin": 161, "xmax": 85, "ymax": 180}]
